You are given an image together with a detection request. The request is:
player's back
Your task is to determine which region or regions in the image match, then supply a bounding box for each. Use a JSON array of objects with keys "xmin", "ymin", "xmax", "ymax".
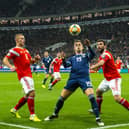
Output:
[{"xmin": 100, "ymin": 50, "xmax": 121, "ymax": 81}]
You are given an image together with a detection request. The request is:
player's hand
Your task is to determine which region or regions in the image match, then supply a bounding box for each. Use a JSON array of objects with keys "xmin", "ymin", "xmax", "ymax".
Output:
[
  {"xmin": 34, "ymin": 54, "xmax": 41, "ymax": 60},
  {"xmin": 43, "ymin": 66, "xmax": 47, "ymax": 70},
  {"xmin": 61, "ymin": 51, "xmax": 66, "ymax": 59},
  {"xmin": 10, "ymin": 66, "xmax": 16, "ymax": 72},
  {"xmin": 49, "ymin": 69, "xmax": 51, "ymax": 74},
  {"xmin": 83, "ymin": 39, "xmax": 91, "ymax": 47},
  {"xmin": 90, "ymin": 65, "xmax": 98, "ymax": 71}
]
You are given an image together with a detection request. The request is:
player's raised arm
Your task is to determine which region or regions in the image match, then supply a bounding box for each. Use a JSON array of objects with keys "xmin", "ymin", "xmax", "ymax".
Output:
[
  {"xmin": 83, "ymin": 39, "xmax": 96, "ymax": 60},
  {"xmin": 90, "ymin": 60, "xmax": 105, "ymax": 70}
]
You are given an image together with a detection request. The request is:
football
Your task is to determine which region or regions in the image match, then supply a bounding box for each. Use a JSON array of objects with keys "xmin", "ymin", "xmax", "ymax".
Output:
[{"xmin": 69, "ymin": 24, "xmax": 81, "ymax": 36}]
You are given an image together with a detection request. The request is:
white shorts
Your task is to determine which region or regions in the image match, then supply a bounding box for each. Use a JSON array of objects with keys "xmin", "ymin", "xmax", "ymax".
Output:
[
  {"xmin": 20, "ymin": 76, "xmax": 35, "ymax": 94},
  {"xmin": 53, "ymin": 72, "xmax": 61, "ymax": 79},
  {"xmin": 98, "ymin": 78, "xmax": 121, "ymax": 96}
]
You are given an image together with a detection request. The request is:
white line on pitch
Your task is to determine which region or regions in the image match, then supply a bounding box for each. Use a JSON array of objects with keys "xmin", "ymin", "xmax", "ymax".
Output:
[
  {"xmin": 0, "ymin": 122, "xmax": 40, "ymax": 129},
  {"xmin": 88, "ymin": 123, "xmax": 129, "ymax": 129}
]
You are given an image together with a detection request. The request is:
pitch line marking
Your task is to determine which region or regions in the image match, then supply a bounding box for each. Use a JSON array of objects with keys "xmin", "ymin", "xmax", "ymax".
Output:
[
  {"xmin": 88, "ymin": 123, "xmax": 129, "ymax": 129},
  {"xmin": 0, "ymin": 122, "xmax": 40, "ymax": 129}
]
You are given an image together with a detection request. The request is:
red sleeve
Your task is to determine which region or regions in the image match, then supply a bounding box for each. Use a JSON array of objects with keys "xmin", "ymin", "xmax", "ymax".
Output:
[{"xmin": 6, "ymin": 49, "xmax": 17, "ymax": 59}]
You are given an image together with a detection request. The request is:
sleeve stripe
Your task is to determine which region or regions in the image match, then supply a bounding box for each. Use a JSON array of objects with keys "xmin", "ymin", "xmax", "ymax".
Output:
[
  {"xmin": 103, "ymin": 53, "xmax": 111, "ymax": 59},
  {"xmin": 9, "ymin": 50, "xmax": 20, "ymax": 56}
]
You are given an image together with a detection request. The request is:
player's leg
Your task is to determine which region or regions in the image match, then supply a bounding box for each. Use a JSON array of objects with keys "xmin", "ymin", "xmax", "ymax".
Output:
[
  {"xmin": 85, "ymin": 88, "xmax": 104, "ymax": 126},
  {"xmin": 49, "ymin": 74, "xmax": 54, "ymax": 84},
  {"xmin": 10, "ymin": 96, "xmax": 27, "ymax": 118},
  {"xmin": 22, "ymin": 77, "xmax": 41, "ymax": 121},
  {"xmin": 45, "ymin": 79, "xmax": 77, "ymax": 120},
  {"xmin": 109, "ymin": 78, "xmax": 129, "ymax": 110},
  {"xmin": 96, "ymin": 79, "xmax": 109, "ymax": 113},
  {"xmin": 42, "ymin": 73, "xmax": 49, "ymax": 88},
  {"xmin": 10, "ymin": 77, "xmax": 30, "ymax": 118},
  {"xmin": 43, "ymin": 73, "xmax": 49, "ymax": 85},
  {"xmin": 79, "ymin": 79, "xmax": 104, "ymax": 126},
  {"xmin": 44, "ymin": 89, "xmax": 73, "ymax": 120},
  {"xmin": 48, "ymin": 72, "xmax": 61, "ymax": 90}
]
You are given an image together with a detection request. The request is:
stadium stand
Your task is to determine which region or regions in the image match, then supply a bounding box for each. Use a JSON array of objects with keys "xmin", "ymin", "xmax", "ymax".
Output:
[{"xmin": 0, "ymin": 0, "xmax": 129, "ymax": 68}]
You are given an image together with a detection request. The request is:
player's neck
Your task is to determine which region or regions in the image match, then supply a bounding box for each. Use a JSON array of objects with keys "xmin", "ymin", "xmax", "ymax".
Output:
[
  {"xmin": 16, "ymin": 46, "xmax": 24, "ymax": 49},
  {"xmin": 100, "ymin": 49, "xmax": 106, "ymax": 54}
]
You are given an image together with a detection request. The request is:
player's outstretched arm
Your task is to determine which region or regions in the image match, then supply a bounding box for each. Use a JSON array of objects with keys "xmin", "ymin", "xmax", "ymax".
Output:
[
  {"xmin": 90, "ymin": 60, "xmax": 105, "ymax": 70},
  {"xmin": 3, "ymin": 57, "xmax": 16, "ymax": 71}
]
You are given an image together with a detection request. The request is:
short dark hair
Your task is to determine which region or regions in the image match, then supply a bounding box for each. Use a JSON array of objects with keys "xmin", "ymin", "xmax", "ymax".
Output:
[
  {"xmin": 97, "ymin": 39, "xmax": 106, "ymax": 45},
  {"xmin": 74, "ymin": 39, "xmax": 82, "ymax": 43}
]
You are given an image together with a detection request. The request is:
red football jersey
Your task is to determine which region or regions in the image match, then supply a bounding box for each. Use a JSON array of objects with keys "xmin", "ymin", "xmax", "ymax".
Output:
[
  {"xmin": 115, "ymin": 60, "xmax": 122, "ymax": 69},
  {"xmin": 99, "ymin": 50, "xmax": 121, "ymax": 81},
  {"xmin": 6, "ymin": 47, "xmax": 32, "ymax": 80},
  {"xmin": 52, "ymin": 57, "xmax": 62, "ymax": 72}
]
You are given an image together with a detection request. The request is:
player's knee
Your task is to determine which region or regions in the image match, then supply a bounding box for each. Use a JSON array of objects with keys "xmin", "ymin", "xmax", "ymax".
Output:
[
  {"xmin": 28, "ymin": 90, "xmax": 35, "ymax": 97},
  {"xmin": 88, "ymin": 94, "xmax": 95, "ymax": 101},
  {"xmin": 114, "ymin": 95, "xmax": 121, "ymax": 103},
  {"xmin": 57, "ymin": 78, "xmax": 61, "ymax": 81},
  {"xmin": 58, "ymin": 96, "xmax": 65, "ymax": 102},
  {"xmin": 96, "ymin": 88, "xmax": 103, "ymax": 96}
]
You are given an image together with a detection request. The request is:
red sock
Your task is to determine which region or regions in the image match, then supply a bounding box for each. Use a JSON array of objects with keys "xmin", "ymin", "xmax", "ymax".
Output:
[
  {"xmin": 120, "ymin": 98, "xmax": 129, "ymax": 110},
  {"xmin": 14, "ymin": 96, "xmax": 27, "ymax": 110},
  {"xmin": 96, "ymin": 96, "xmax": 103, "ymax": 112},
  {"xmin": 27, "ymin": 96, "xmax": 35, "ymax": 115},
  {"xmin": 52, "ymin": 79, "xmax": 58, "ymax": 86}
]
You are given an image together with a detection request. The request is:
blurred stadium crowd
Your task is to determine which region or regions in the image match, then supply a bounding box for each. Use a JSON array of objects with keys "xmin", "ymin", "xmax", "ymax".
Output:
[{"xmin": 0, "ymin": 0, "xmax": 129, "ymax": 68}]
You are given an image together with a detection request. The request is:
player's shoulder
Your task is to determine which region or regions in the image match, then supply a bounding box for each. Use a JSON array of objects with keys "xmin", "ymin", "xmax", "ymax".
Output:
[
  {"xmin": 101, "ymin": 50, "xmax": 112, "ymax": 59},
  {"xmin": 9, "ymin": 47, "xmax": 21, "ymax": 53},
  {"xmin": 49, "ymin": 55, "xmax": 53, "ymax": 59}
]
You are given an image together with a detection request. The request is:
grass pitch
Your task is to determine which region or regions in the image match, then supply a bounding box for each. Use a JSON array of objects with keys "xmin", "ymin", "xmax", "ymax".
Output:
[{"xmin": 0, "ymin": 72, "xmax": 129, "ymax": 129}]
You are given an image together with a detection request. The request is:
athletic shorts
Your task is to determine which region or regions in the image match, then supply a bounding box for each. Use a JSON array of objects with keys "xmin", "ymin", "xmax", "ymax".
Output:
[
  {"xmin": 98, "ymin": 78, "xmax": 121, "ymax": 96},
  {"xmin": 20, "ymin": 76, "xmax": 35, "ymax": 94},
  {"xmin": 53, "ymin": 72, "xmax": 61, "ymax": 79},
  {"xmin": 64, "ymin": 78, "xmax": 93, "ymax": 92}
]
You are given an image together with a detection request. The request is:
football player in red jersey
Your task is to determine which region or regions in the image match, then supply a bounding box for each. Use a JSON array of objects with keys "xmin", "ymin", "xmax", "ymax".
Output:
[
  {"xmin": 115, "ymin": 56, "xmax": 123, "ymax": 73},
  {"xmin": 90, "ymin": 39, "xmax": 129, "ymax": 113},
  {"xmin": 48, "ymin": 52, "xmax": 62, "ymax": 90},
  {"xmin": 3, "ymin": 33, "xmax": 41, "ymax": 122}
]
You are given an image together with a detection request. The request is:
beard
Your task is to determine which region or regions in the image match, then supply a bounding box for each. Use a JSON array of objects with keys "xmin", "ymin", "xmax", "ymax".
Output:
[{"xmin": 99, "ymin": 48, "xmax": 104, "ymax": 54}]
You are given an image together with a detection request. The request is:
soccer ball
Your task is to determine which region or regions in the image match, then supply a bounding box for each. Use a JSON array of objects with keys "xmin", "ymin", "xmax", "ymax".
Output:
[{"xmin": 69, "ymin": 24, "xmax": 81, "ymax": 36}]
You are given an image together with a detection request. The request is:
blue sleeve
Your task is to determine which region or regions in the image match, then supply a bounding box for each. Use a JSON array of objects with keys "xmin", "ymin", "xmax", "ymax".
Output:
[
  {"xmin": 63, "ymin": 57, "xmax": 72, "ymax": 68},
  {"xmin": 42, "ymin": 58, "xmax": 44, "ymax": 63},
  {"xmin": 87, "ymin": 46, "xmax": 96, "ymax": 61}
]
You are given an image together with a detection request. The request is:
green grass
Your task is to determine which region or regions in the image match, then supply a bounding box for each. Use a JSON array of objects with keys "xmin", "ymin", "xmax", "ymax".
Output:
[{"xmin": 0, "ymin": 72, "xmax": 129, "ymax": 129}]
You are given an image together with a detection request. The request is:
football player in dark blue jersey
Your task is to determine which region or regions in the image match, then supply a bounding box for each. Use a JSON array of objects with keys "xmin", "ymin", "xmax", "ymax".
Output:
[
  {"xmin": 44, "ymin": 39, "xmax": 104, "ymax": 126},
  {"xmin": 41, "ymin": 51, "xmax": 54, "ymax": 88}
]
